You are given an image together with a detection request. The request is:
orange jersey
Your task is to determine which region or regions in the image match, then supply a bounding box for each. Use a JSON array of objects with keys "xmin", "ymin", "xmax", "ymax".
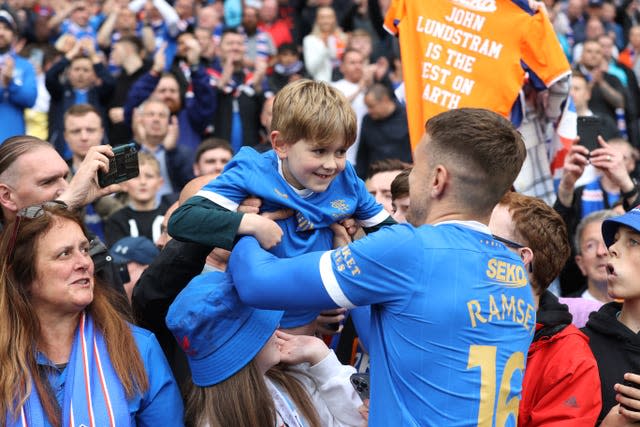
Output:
[{"xmin": 384, "ymin": 0, "xmax": 570, "ymax": 149}]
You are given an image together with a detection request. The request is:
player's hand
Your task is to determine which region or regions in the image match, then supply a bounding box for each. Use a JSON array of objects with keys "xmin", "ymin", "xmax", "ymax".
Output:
[
  {"xmin": 238, "ymin": 196, "xmax": 262, "ymax": 214},
  {"xmin": 58, "ymin": 145, "xmax": 122, "ymax": 209},
  {"xmin": 276, "ymin": 330, "xmax": 330, "ymax": 366},
  {"xmin": 315, "ymin": 308, "xmax": 347, "ymax": 335},
  {"xmin": 239, "ymin": 213, "xmax": 284, "ymax": 249},
  {"xmin": 330, "ymin": 222, "xmax": 352, "ymax": 248}
]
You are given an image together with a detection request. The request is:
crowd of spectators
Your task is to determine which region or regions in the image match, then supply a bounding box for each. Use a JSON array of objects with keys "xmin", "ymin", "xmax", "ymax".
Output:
[{"xmin": 4, "ymin": 0, "xmax": 640, "ymax": 425}]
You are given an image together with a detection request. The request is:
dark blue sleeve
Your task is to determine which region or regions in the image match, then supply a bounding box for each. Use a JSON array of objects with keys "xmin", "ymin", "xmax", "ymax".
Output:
[
  {"xmin": 124, "ymin": 72, "xmax": 160, "ymax": 126},
  {"xmin": 165, "ymin": 146, "xmax": 195, "ymax": 192},
  {"xmin": 45, "ymin": 57, "xmax": 70, "ymax": 101},
  {"xmin": 184, "ymin": 66, "xmax": 217, "ymax": 133}
]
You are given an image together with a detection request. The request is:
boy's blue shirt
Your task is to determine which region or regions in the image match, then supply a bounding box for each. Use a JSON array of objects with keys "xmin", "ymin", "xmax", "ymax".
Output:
[{"xmin": 197, "ymin": 147, "xmax": 388, "ymax": 258}]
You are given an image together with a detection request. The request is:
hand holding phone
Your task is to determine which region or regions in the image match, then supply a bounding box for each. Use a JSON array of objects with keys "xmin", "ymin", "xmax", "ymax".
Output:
[
  {"xmin": 98, "ymin": 143, "xmax": 139, "ymax": 188},
  {"xmin": 577, "ymin": 116, "xmax": 603, "ymax": 153},
  {"xmin": 350, "ymin": 373, "xmax": 370, "ymax": 401}
]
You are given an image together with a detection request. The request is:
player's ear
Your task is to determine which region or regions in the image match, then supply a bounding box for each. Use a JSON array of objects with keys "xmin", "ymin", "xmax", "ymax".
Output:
[
  {"xmin": 519, "ymin": 247, "xmax": 534, "ymax": 271},
  {"xmin": 271, "ymin": 131, "xmax": 288, "ymax": 159},
  {"xmin": 431, "ymin": 165, "xmax": 448, "ymax": 198}
]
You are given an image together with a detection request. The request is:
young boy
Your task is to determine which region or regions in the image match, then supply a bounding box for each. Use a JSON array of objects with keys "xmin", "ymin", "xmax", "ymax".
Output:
[
  {"xmin": 583, "ymin": 207, "xmax": 640, "ymax": 424},
  {"xmin": 105, "ymin": 152, "xmax": 169, "ymax": 246},
  {"xmin": 169, "ymin": 79, "xmax": 393, "ymax": 329}
]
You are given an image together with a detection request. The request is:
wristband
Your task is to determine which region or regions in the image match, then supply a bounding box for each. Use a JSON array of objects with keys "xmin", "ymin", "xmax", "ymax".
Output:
[{"xmin": 621, "ymin": 178, "xmax": 639, "ymax": 199}]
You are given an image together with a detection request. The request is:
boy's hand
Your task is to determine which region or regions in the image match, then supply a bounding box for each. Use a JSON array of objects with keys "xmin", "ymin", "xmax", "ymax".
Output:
[
  {"xmin": 239, "ymin": 213, "xmax": 284, "ymax": 249},
  {"xmin": 330, "ymin": 222, "xmax": 352, "ymax": 248},
  {"xmin": 276, "ymin": 330, "xmax": 330, "ymax": 366}
]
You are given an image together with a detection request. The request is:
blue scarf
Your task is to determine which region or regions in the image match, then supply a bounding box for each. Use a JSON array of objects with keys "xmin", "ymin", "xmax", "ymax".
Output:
[{"xmin": 7, "ymin": 312, "xmax": 130, "ymax": 427}]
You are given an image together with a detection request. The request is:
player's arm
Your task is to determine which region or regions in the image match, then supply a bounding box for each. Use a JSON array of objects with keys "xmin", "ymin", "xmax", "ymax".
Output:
[{"xmin": 228, "ymin": 224, "xmax": 422, "ymax": 310}]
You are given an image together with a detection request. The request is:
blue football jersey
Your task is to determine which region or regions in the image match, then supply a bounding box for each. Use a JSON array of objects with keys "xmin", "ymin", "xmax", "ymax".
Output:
[{"xmin": 317, "ymin": 222, "xmax": 535, "ymax": 426}]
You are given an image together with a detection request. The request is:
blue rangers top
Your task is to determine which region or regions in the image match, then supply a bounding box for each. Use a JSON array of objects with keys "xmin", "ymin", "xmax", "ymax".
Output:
[{"xmin": 228, "ymin": 221, "xmax": 536, "ymax": 426}]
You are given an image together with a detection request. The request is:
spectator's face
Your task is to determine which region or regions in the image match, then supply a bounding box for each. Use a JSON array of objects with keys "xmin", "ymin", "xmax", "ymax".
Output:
[
  {"xmin": 194, "ymin": 148, "xmax": 232, "ymax": 176},
  {"xmin": 260, "ymin": 0, "xmax": 278, "ymax": 23},
  {"xmin": 630, "ymin": 27, "xmax": 640, "ymax": 49},
  {"xmin": 364, "ymin": 92, "xmax": 392, "ymax": 120},
  {"xmin": 30, "ymin": 217, "xmax": 95, "ymax": 314},
  {"xmin": 175, "ymin": 0, "xmax": 193, "ymax": 19},
  {"xmin": 140, "ymin": 102, "xmax": 170, "ymax": 140},
  {"xmin": 0, "ymin": 22, "xmax": 14, "ymax": 51},
  {"xmin": 116, "ymin": 9, "xmax": 137, "ymax": 32},
  {"xmin": 580, "ymin": 41, "xmax": 603, "ymax": 69},
  {"xmin": 340, "ymin": 51, "xmax": 364, "ymax": 83},
  {"xmin": 197, "ymin": 7, "xmax": 220, "ymax": 31},
  {"xmin": 606, "ymin": 225, "xmax": 640, "ymax": 300},
  {"xmin": 392, "ymin": 195, "xmax": 410, "ymax": 223},
  {"xmin": 195, "ymin": 28, "xmax": 213, "ymax": 54},
  {"xmin": 575, "ymin": 220, "xmax": 610, "ymax": 285},
  {"xmin": 71, "ymin": 2, "xmax": 90, "ymax": 26},
  {"xmin": 598, "ymin": 36, "xmax": 614, "ymax": 61},
  {"xmin": 0, "ymin": 146, "xmax": 70, "ymax": 214},
  {"xmin": 585, "ymin": 18, "xmax": 604, "ymax": 40},
  {"xmin": 67, "ymin": 58, "xmax": 95, "ymax": 90},
  {"xmin": 277, "ymin": 50, "xmax": 298, "ymax": 66},
  {"xmin": 349, "ymin": 35, "xmax": 372, "ymax": 60},
  {"xmin": 153, "ymin": 76, "xmax": 181, "ymax": 113},
  {"xmin": 219, "ymin": 32, "xmax": 245, "ymax": 65},
  {"xmin": 124, "ymin": 162, "xmax": 163, "ymax": 205},
  {"xmin": 407, "ymin": 135, "xmax": 432, "ymax": 225},
  {"xmin": 569, "ymin": 76, "xmax": 591, "ymax": 110},
  {"xmin": 316, "ymin": 7, "xmax": 336, "ymax": 33},
  {"xmin": 242, "ymin": 7, "xmax": 259, "ymax": 32},
  {"xmin": 64, "ymin": 112, "xmax": 103, "ymax": 159},
  {"xmin": 366, "ymin": 170, "xmax": 401, "ymax": 215}
]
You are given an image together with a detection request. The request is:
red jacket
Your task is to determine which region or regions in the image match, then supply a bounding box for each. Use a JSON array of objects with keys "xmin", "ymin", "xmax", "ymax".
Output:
[{"xmin": 518, "ymin": 292, "xmax": 601, "ymax": 426}]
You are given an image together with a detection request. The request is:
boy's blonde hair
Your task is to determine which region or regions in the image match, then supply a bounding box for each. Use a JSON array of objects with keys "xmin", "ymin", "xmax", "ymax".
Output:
[
  {"xmin": 137, "ymin": 151, "xmax": 161, "ymax": 175},
  {"xmin": 271, "ymin": 80, "xmax": 357, "ymax": 148}
]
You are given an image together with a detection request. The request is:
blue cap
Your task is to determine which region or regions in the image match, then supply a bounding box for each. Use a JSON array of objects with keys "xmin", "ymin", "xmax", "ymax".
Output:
[
  {"xmin": 602, "ymin": 207, "xmax": 640, "ymax": 247},
  {"xmin": 166, "ymin": 272, "xmax": 283, "ymax": 386},
  {"xmin": 109, "ymin": 236, "xmax": 159, "ymax": 265}
]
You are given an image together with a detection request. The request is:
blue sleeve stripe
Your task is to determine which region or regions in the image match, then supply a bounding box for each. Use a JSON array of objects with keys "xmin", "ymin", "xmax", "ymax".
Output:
[
  {"xmin": 319, "ymin": 251, "xmax": 356, "ymax": 309},
  {"xmin": 196, "ymin": 190, "xmax": 239, "ymax": 211},
  {"xmin": 358, "ymin": 209, "xmax": 389, "ymax": 228}
]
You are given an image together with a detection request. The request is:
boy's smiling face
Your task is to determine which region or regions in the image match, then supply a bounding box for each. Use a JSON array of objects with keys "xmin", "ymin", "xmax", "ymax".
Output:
[
  {"xmin": 276, "ymin": 137, "xmax": 347, "ymax": 193},
  {"xmin": 607, "ymin": 225, "xmax": 640, "ymax": 300}
]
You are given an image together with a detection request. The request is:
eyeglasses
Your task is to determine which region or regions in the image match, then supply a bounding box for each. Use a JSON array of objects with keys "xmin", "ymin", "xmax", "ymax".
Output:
[
  {"xmin": 492, "ymin": 234, "xmax": 525, "ymax": 249},
  {"xmin": 6, "ymin": 201, "xmax": 68, "ymax": 263}
]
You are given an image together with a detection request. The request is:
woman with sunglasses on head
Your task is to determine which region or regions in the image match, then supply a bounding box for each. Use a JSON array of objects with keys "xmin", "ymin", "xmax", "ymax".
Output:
[{"xmin": 0, "ymin": 202, "xmax": 184, "ymax": 427}]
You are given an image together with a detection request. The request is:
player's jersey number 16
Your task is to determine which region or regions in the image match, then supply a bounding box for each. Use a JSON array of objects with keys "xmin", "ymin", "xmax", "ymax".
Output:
[{"xmin": 467, "ymin": 345, "xmax": 524, "ymax": 427}]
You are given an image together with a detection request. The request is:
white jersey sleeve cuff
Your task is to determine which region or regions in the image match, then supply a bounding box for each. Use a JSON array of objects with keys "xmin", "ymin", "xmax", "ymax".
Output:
[
  {"xmin": 319, "ymin": 251, "xmax": 356, "ymax": 309},
  {"xmin": 358, "ymin": 209, "xmax": 390, "ymax": 228},
  {"xmin": 196, "ymin": 190, "xmax": 239, "ymax": 211}
]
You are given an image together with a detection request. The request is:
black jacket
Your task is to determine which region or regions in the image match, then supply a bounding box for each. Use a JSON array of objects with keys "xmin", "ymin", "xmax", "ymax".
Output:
[{"xmin": 582, "ymin": 302, "xmax": 640, "ymax": 422}]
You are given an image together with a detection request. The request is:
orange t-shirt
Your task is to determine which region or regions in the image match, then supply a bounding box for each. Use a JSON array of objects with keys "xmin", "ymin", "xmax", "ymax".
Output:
[{"xmin": 384, "ymin": 0, "xmax": 570, "ymax": 149}]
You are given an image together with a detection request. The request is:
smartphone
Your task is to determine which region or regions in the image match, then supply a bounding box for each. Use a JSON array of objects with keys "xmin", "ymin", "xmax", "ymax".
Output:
[
  {"xmin": 98, "ymin": 143, "xmax": 139, "ymax": 188},
  {"xmin": 350, "ymin": 373, "xmax": 370, "ymax": 401},
  {"xmin": 577, "ymin": 116, "xmax": 603, "ymax": 153}
]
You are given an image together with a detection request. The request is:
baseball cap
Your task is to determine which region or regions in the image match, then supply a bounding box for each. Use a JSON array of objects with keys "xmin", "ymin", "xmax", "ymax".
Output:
[
  {"xmin": 109, "ymin": 236, "xmax": 159, "ymax": 265},
  {"xmin": 602, "ymin": 207, "xmax": 640, "ymax": 247},
  {"xmin": 166, "ymin": 272, "xmax": 283, "ymax": 386},
  {"xmin": 588, "ymin": 0, "xmax": 604, "ymax": 7},
  {"xmin": 0, "ymin": 10, "xmax": 16, "ymax": 32}
]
